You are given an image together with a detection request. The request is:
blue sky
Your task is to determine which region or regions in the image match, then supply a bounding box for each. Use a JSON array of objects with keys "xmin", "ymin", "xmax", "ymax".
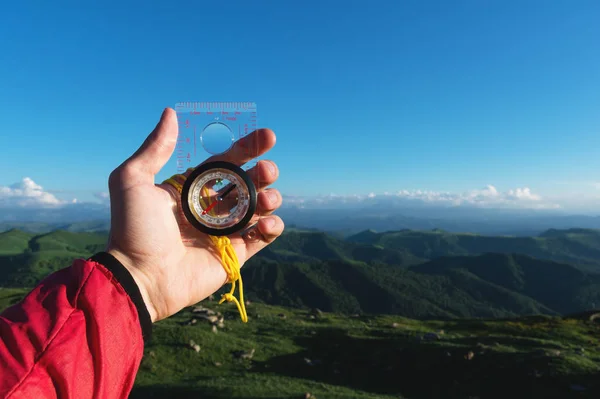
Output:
[{"xmin": 1, "ymin": 1, "xmax": 599, "ymax": 212}]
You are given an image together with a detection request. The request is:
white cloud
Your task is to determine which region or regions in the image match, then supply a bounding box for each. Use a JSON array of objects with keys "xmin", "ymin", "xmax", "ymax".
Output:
[
  {"xmin": 0, "ymin": 178, "xmax": 568, "ymax": 213},
  {"xmin": 550, "ymin": 180, "xmax": 600, "ymax": 190},
  {"xmin": 94, "ymin": 192, "xmax": 109, "ymax": 199},
  {"xmin": 0, "ymin": 178, "xmax": 76, "ymax": 208},
  {"xmin": 283, "ymin": 185, "xmax": 560, "ymax": 210},
  {"xmin": 93, "ymin": 191, "xmax": 110, "ymax": 205}
]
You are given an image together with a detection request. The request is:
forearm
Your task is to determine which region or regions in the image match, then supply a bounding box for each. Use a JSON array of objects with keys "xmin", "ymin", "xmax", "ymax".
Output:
[{"xmin": 0, "ymin": 253, "xmax": 152, "ymax": 398}]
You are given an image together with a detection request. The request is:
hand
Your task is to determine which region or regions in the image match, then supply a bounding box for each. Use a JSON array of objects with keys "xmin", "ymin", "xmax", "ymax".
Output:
[{"xmin": 105, "ymin": 108, "xmax": 284, "ymax": 322}]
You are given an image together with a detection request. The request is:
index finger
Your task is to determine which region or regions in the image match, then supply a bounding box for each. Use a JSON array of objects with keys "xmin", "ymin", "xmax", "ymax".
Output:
[{"xmin": 183, "ymin": 128, "xmax": 276, "ymax": 178}]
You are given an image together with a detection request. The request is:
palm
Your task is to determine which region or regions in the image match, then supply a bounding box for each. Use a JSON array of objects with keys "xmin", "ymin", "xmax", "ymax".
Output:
[
  {"xmin": 161, "ymin": 180, "xmax": 254, "ymax": 307},
  {"xmin": 106, "ymin": 108, "xmax": 282, "ymax": 322}
]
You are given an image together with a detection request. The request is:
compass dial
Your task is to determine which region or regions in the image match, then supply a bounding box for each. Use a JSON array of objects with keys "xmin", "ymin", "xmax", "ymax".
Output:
[{"xmin": 181, "ymin": 161, "xmax": 257, "ymax": 236}]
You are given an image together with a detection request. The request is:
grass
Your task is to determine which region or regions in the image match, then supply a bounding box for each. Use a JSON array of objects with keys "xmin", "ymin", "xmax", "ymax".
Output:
[
  {"xmin": 0, "ymin": 287, "xmax": 29, "ymax": 309},
  {"xmin": 130, "ymin": 300, "xmax": 600, "ymax": 398},
  {"xmin": 3, "ymin": 226, "xmax": 600, "ymax": 397},
  {"xmin": 1, "ymin": 288, "xmax": 599, "ymax": 398}
]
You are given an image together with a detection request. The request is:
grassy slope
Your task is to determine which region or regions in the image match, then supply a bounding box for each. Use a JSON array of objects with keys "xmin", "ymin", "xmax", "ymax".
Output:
[
  {"xmin": 0, "ymin": 287, "xmax": 29, "ymax": 309},
  {"xmin": 2, "ymin": 289, "xmax": 599, "ymax": 397},
  {"xmin": 134, "ymin": 301, "xmax": 600, "ymax": 398}
]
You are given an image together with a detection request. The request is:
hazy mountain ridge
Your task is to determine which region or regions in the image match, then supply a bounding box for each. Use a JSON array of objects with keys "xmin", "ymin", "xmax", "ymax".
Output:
[
  {"xmin": 347, "ymin": 228, "xmax": 600, "ymax": 272},
  {"xmin": 0, "ymin": 220, "xmax": 111, "ymax": 234},
  {"xmin": 5, "ymin": 208, "xmax": 600, "ymax": 237},
  {"xmin": 277, "ymin": 206, "xmax": 600, "ymax": 237}
]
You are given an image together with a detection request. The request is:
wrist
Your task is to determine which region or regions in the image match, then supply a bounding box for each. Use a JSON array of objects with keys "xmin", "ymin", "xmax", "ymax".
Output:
[
  {"xmin": 107, "ymin": 249, "xmax": 159, "ymax": 323},
  {"xmin": 88, "ymin": 250, "xmax": 155, "ymax": 343}
]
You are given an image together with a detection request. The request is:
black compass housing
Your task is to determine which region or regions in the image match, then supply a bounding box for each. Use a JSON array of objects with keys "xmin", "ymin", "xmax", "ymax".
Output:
[{"xmin": 181, "ymin": 161, "xmax": 257, "ymax": 236}]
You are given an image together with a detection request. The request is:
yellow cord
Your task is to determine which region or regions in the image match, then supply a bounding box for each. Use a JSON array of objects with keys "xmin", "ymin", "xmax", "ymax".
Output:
[
  {"xmin": 163, "ymin": 176, "xmax": 183, "ymax": 192},
  {"xmin": 210, "ymin": 235, "xmax": 248, "ymax": 323},
  {"xmin": 163, "ymin": 171, "xmax": 248, "ymax": 323}
]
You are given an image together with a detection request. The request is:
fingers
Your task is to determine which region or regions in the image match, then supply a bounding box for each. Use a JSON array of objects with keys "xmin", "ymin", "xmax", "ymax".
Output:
[
  {"xmin": 201, "ymin": 159, "xmax": 278, "ymax": 196},
  {"xmin": 244, "ymin": 215, "xmax": 285, "ymax": 258},
  {"xmin": 183, "ymin": 129, "xmax": 276, "ymax": 178},
  {"xmin": 257, "ymin": 188, "xmax": 282, "ymax": 216},
  {"xmin": 247, "ymin": 160, "xmax": 279, "ymax": 190},
  {"xmin": 211, "ymin": 128, "xmax": 275, "ymax": 166}
]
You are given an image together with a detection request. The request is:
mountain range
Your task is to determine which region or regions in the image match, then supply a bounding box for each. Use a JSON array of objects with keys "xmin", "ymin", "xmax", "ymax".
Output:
[{"xmin": 2, "ymin": 227, "xmax": 600, "ymax": 320}]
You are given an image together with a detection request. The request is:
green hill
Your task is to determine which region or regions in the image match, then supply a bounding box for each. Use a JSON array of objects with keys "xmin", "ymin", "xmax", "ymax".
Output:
[
  {"xmin": 242, "ymin": 253, "xmax": 600, "ymax": 319},
  {"xmin": 0, "ymin": 229, "xmax": 107, "ymax": 287},
  {"xmin": 262, "ymin": 231, "xmax": 424, "ymax": 266},
  {"xmin": 2, "ymin": 229, "xmax": 600, "ymax": 320},
  {"xmin": 28, "ymin": 230, "xmax": 107, "ymax": 253},
  {"xmin": 347, "ymin": 228, "xmax": 600, "ymax": 271},
  {"xmin": 0, "ymin": 229, "xmax": 34, "ymax": 254},
  {"xmin": 410, "ymin": 253, "xmax": 600, "ymax": 315}
]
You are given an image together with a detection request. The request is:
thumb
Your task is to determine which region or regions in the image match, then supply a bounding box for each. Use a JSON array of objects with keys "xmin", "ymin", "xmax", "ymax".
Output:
[{"xmin": 127, "ymin": 108, "xmax": 178, "ymax": 180}]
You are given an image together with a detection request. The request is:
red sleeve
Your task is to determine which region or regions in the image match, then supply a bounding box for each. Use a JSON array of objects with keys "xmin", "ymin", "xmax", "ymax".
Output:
[{"xmin": 0, "ymin": 252, "xmax": 152, "ymax": 399}]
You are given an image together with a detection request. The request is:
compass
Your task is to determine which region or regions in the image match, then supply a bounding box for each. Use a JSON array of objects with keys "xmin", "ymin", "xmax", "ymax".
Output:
[{"xmin": 181, "ymin": 161, "xmax": 257, "ymax": 236}]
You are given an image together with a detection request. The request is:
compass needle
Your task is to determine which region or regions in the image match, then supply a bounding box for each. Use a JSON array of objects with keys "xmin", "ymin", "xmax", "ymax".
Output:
[
  {"xmin": 218, "ymin": 184, "xmax": 236, "ymax": 201},
  {"xmin": 202, "ymin": 201, "xmax": 218, "ymax": 215}
]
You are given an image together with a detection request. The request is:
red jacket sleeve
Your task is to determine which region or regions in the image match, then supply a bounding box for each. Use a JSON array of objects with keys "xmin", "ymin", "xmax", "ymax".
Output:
[{"xmin": 0, "ymin": 252, "xmax": 152, "ymax": 399}]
